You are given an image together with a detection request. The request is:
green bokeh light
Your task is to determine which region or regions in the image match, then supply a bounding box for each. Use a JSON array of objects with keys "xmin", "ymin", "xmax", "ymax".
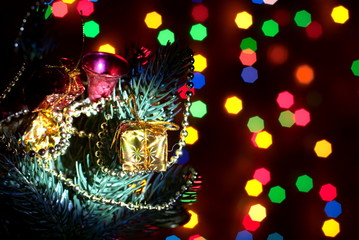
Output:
[
  {"xmin": 45, "ymin": 5, "xmax": 52, "ymax": 20},
  {"xmin": 294, "ymin": 10, "xmax": 312, "ymax": 27},
  {"xmin": 296, "ymin": 174, "xmax": 314, "ymax": 192},
  {"xmin": 268, "ymin": 186, "xmax": 286, "ymax": 203},
  {"xmin": 351, "ymin": 59, "xmax": 359, "ymax": 76},
  {"xmin": 84, "ymin": 20, "xmax": 100, "ymax": 38},
  {"xmin": 278, "ymin": 110, "xmax": 295, "ymax": 128},
  {"xmin": 240, "ymin": 37, "xmax": 257, "ymax": 51},
  {"xmin": 247, "ymin": 116, "xmax": 264, "ymax": 132},
  {"xmin": 190, "ymin": 100, "xmax": 207, "ymax": 118},
  {"xmin": 190, "ymin": 23, "xmax": 207, "ymax": 41},
  {"xmin": 158, "ymin": 29, "xmax": 175, "ymax": 46},
  {"xmin": 262, "ymin": 19, "xmax": 279, "ymax": 37}
]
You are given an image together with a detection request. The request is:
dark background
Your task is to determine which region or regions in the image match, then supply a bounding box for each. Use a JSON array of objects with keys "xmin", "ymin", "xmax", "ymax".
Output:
[{"xmin": 1, "ymin": 0, "xmax": 359, "ymax": 239}]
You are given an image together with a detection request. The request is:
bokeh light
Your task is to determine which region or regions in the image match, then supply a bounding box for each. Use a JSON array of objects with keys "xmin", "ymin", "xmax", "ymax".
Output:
[
  {"xmin": 261, "ymin": 19, "xmax": 279, "ymax": 37},
  {"xmin": 295, "ymin": 174, "xmax": 313, "ymax": 192},
  {"xmin": 245, "ymin": 179, "xmax": 263, "ymax": 197},
  {"xmin": 324, "ymin": 200, "xmax": 342, "ymax": 218},
  {"xmin": 294, "ymin": 10, "xmax": 312, "ymax": 27},
  {"xmin": 177, "ymin": 148, "xmax": 189, "ymax": 165},
  {"xmin": 267, "ymin": 44, "xmax": 288, "ymax": 65},
  {"xmin": 235, "ymin": 230, "xmax": 253, "ymax": 240},
  {"xmin": 192, "ymin": 4, "xmax": 209, "ymax": 22},
  {"xmin": 295, "ymin": 64, "xmax": 314, "ymax": 85},
  {"xmin": 52, "ymin": 1, "xmax": 68, "ymax": 18},
  {"xmin": 273, "ymin": 9, "xmax": 291, "ymax": 26},
  {"xmin": 276, "ymin": 91, "xmax": 294, "ymax": 109},
  {"xmin": 193, "ymin": 54, "xmax": 207, "ymax": 72},
  {"xmin": 305, "ymin": 21, "xmax": 323, "ymax": 39},
  {"xmin": 166, "ymin": 235, "xmax": 180, "ymax": 240},
  {"xmin": 98, "ymin": 44, "xmax": 116, "ymax": 54},
  {"xmin": 264, "ymin": 0, "xmax": 278, "ymax": 5},
  {"xmin": 178, "ymin": 84, "xmax": 195, "ymax": 99},
  {"xmin": 314, "ymin": 139, "xmax": 332, "ymax": 158},
  {"xmin": 350, "ymin": 59, "xmax": 359, "ymax": 76},
  {"xmin": 322, "ymin": 219, "xmax": 340, "ymax": 237},
  {"xmin": 241, "ymin": 67, "xmax": 258, "ymax": 83},
  {"xmin": 240, "ymin": 37, "xmax": 257, "ymax": 51},
  {"xmin": 83, "ymin": 20, "xmax": 100, "ymax": 38},
  {"xmin": 189, "ymin": 234, "xmax": 206, "ymax": 240},
  {"xmin": 253, "ymin": 167, "xmax": 271, "ymax": 185},
  {"xmin": 192, "ymin": 72, "xmax": 206, "ymax": 89},
  {"xmin": 242, "ymin": 214, "xmax": 261, "ymax": 231},
  {"xmin": 253, "ymin": 131, "xmax": 272, "ymax": 149},
  {"xmin": 331, "ymin": 5, "xmax": 349, "ymax": 24},
  {"xmin": 225, "ymin": 96, "xmax": 243, "ymax": 114},
  {"xmin": 183, "ymin": 210, "xmax": 199, "ymax": 228},
  {"xmin": 239, "ymin": 49, "xmax": 257, "ymax": 66},
  {"xmin": 268, "ymin": 186, "xmax": 286, "ymax": 203},
  {"xmin": 235, "ymin": 11, "xmax": 253, "ymax": 29},
  {"xmin": 62, "ymin": 0, "xmax": 76, "ymax": 4},
  {"xmin": 190, "ymin": 100, "xmax": 207, "ymax": 118},
  {"xmin": 157, "ymin": 29, "xmax": 175, "ymax": 46},
  {"xmin": 248, "ymin": 204, "xmax": 267, "ymax": 222},
  {"xmin": 267, "ymin": 232, "xmax": 283, "ymax": 240},
  {"xmin": 145, "ymin": 11, "xmax": 162, "ymax": 29},
  {"xmin": 319, "ymin": 184, "xmax": 337, "ymax": 201},
  {"xmin": 294, "ymin": 108, "xmax": 311, "ymax": 126},
  {"xmin": 247, "ymin": 116, "xmax": 264, "ymax": 133},
  {"xmin": 185, "ymin": 127, "xmax": 199, "ymax": 145},
  {"xmin": 76, "ymin": 0, "xmax": 94, "ymax": 16},
  {"xmin": 251, "ymin": 0, "xmax": 263, "ymax": 4},
  {"xmin": 190, "ymin": 23, "xmax": 207, "ymax": 41},
  {"xmin": 278, "ymin": 110, "xmax": 295, "ymax": 128}
]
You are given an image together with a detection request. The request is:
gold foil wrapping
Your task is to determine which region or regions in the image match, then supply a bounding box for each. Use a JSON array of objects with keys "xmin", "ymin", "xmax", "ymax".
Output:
[{"xmin": 119, "ymin": 122, "xmax": 169, "ymax": 172}]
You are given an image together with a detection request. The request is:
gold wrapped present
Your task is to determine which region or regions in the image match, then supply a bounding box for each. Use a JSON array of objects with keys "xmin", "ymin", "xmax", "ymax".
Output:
[{"xmin": 114, "ymin": 120, "xmax": 179, "ymax": 172}]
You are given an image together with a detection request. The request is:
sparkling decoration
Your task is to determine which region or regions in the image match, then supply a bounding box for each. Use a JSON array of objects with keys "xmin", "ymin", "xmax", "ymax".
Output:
[
  {"xmin": 98, "ymin": 44, "xmax": 115, "ymax": 54},
  {"xmin": 331, "ymin": 5, "xmax": 349, "ymax": 24},
  {"xmin": 76, "ymin": 0, "xmax": 94, "ymax": 16},
  {"xmin": 278, "ymin": 110, "xmax": 295, "ymax": 128},
  {"xmin": 183, "ymin": 210, "xmax": 199, "ymax": 228},
  {"xmin": 295, "ymin": 174, "xmax": 313, "ymax": 192},
  {"xmin": 268, "ymin": 186, "xmax": 286, "ymax": 203},
  {"xmin": 157, "ymin": 29, "xmax": 175, "ymax": 46},
  {"xmin": 193, "ymin": 54, "xmax": 207, "ymax": 72},
  {"xmin": 185, "ymin": 126, "xmax": 199, "ymax": 145},
  {"xmin": 294, "ymin": 10, "xmax": 312, "ymax": 27},
  {"xmin": 225, "ymin": 96, "xmax": 243, "ymax": 114},
  {"xmin": 319, "ymin": 184, "xmax": 337, "ymax": 201},
  {"xmin": 248, "ymin": 204, "xmax": 267, "ymax": 222},
  {"xmin": 324, "ymin": 200, "xmax": 342, "ymax": 218},
  {"xmin": 267, "ymin": 233, "xmax": 283, "ymax": 240},
  {"xmin": 245, "ymin": 179, "xmax": 263, "ymax": 197},
  {"xmin": 235, "ymin": 11, "xmax": 253, "ymax": 29},
  {"xmin": 83, "ymin": 20, "xmax": 100, "ymax": 38},
  {"xmin": 295, "ymin": 64, "xmax": 314, "ymax": 85},
  {"xmin": 322, "ymin": 219, "xmax": 340, "ymax": 237},
  {"xmin": 144, "ymin": 11, "xmax": 162, "ymax": 29},
  {"xmin": 192, "ymin": 4, "xmax": 209, "ymax": 22},
  {"xmin": 253, "ymin": 131, "xmax": 273, "ymax": 149},
  {"xmin": 241, "ymin": 68, "xmax": 259, "ymax": 84},
  {"xmin": 190, "ymin": 23, "xmax": 208, "ymax": 41},
  {"xmin": 247, "ymin": 116, "xmax": 265, "ymax": 133},
  {"xmin": 261, "ymin": 19, "xmax": 279, "ymax": 37},
  {"xmin": 190, "ymin": 100, "xmax": 207, "ymax": 118},
  {"xmin": 314, "ymin": 139, "xmax": 332, "ymax": 158},
  {"xmin": 276, "ymin": 91, "xmax": 294, "ymax": 109},
  {"xmin": 253, "ymin": 167, "xmax": 271, "ymax": 185},
  {"xmin": 240, "ymin": 37, "xmax": 257, "ymax": 51}
]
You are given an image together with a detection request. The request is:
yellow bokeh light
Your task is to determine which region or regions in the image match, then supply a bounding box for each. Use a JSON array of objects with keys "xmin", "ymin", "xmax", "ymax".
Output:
[
  {"xmin": 331, "ymin": 6, "xmax": 349, "ymax": 24},
  {"xmin": 185, "ymin": 126, "xmax": 199, "ymax": 145},
  {"xmin": 193, "ymin": 54, "xmax": 207, "ymax": 72},
  {"xmin": 245, "ymin": 179, "xmax": 263, "ymax": 197},
  {"xmin": 248, "ymin": 204, "xmax": 266, "ymax": 222},
  {"xmin": 254, "ymin": 131, "xmax": 273, "ymax": 149},
  {"xmin": 62, "ymin": 0, "xmax": 76, "ymax": 4},
  {"xmin": 235, "ymin": 11, "xmax": 253, "ymax": 29},
  {"xmin": 314, "ymin": 139, "xmax": 332, "ymax": 158},
  {"xmin": 183, "ymin": 210, "xmax": 198, "ymax": 228},
  {"xmin": 322, "ymin": 219, "xmax": 340, "ymax": 237},
  {"xmin": 144, "ymin": 11, "xmax": 162, "ymax": 29},
  {"xmin": 224, "ymin": 96, "xmax": 243, "ymax": 114},
  {"xmin": 98, "ymin": 44, "xmax": 116, "ymax": 54}
]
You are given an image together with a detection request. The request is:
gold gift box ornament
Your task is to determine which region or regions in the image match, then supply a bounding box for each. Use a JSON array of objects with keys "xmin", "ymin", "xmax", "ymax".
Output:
[{"xmin": 112, "ymin": 95, "xmax": 179, "ymax": 172}]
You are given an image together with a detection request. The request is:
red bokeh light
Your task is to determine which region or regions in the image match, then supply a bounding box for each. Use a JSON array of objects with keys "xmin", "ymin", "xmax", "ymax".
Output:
[
  {"xmin": 242, "ymin": 214, "xmax": 261, "ymax": 231},
  {"xmin": 52, "ymin": 1, "xmax": 68, "ymax": 18},
  {"xmin": 76, "ymin": 0, "xmax": 94, "ymax": 16},
  {"xmin": 253, "ymin": 167, "xmax": 271, "ymax": 185},
  {"xmin": 319, "ymin": 184, "xmax": 337, "ymax": 201},
  {"xmin": 192, "ymin": 4, "xmax": 209, "ymax": 22}
]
